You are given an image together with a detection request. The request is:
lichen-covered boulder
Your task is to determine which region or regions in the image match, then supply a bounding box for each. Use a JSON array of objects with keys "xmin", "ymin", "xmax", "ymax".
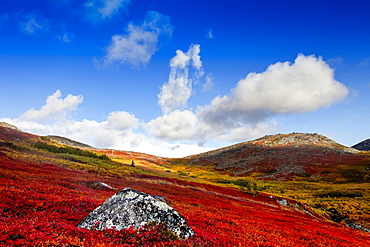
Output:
[{"xmin": 78, "ymin": 188, "xmax": 194, "ymax": 239}]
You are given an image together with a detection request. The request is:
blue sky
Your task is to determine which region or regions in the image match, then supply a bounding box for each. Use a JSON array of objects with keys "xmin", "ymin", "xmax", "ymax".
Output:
[{"xmin": 1, "ymin": 0, "xmax": 370, "ymax": 157}]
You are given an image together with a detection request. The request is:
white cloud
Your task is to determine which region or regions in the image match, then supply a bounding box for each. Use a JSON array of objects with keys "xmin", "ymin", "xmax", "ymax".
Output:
[
  {"xmin": 206, "ymin": 119, "xmax": 279, "ymax": 142},
  {"xmin": 1, "ymin": 90, "xmax": 141, "ymax": 152},
  {"xmin": 106, "ymin": 111, "xmax": 138, "ymax": 131},
  {"xmin": 155, "ymin": 53, "xmax": 348, "ymax": 145},
  {"xmin": 1, "ymin": 90, "xmax": 213, "ymax": 158},
  {"xmin": 139, "ymin": 142, "xmax": 214, "ymax": 158},
  {"xmin": 102, "ymin": 11, "xmax": 173, "ymax": 68},
  {"xmin": 199, "ymin": 54, "xmax": 348, "ymax": 129},
  {"xmin": 0, "ymin": 97, "xmax": 210, "ymax": 158},
  {"xmin": 145, "ymin": 110, "xmax": 200, "ymax": 141},
  {"xmin": 18, "ymin": 13, "xmax": 48, "ymax": 34},
  {"xmin": 85, "ymin": 0, "xmax": 131, "ymax": 20},
  {"xmin": 20, "ymin": 90, "xmax": 83, "ymax": 123},
  {"xmin": 327, "ymin": 56, "xmax": 344, "ymax": 67},
  {"xmin": 202, "ymin": 73, "xmax": 214, "ymax": 92},
  {"xmin": 0, "ymin": 54, "xmax": 350, "ymax": 158},
  {"xmin": 158, "ymin": 44, "xmax": 204, "ymax": 113}
]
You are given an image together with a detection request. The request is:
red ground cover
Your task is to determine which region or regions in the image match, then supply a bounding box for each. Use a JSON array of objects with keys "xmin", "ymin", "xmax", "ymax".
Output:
[{"xmin": 1, "ymin": 153, "xmax": 369, "ymax": 246}]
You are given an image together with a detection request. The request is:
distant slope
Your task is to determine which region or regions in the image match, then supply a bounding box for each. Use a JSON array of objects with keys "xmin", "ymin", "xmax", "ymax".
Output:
[
  {"xmin": 0, "ymin": 122, "xmax": 171, "ymax": 170},
  {"xmin": 352, "ymin": 139, "xmax": 370, "ymax": 151},
  {"xmin": 186, "ymin": 133, "xmax": 367, "ymax": 181},
  {"xmin": 0, "ymin": 122, "xmax": 21, "ymax": 131},
  {"xmin": 94, "ymin": 148, "xmax": 172, "ymax": 168},
  {"xmin": 46, "ymin": 135, "xmax": 92, "ymax": 148},
  {"xmin": 0, "ymin": 123, "xmax": 39, "ymax": 142}
]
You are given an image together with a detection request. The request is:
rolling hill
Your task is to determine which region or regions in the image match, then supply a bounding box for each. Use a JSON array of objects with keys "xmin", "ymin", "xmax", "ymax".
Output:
[
  {"xmin": 186, "ymin": 133, "xmax": 369, "ymax": 181},
  {"xmin": 0, "ymin": 123, "xmax": 369, "ymax": 246}
]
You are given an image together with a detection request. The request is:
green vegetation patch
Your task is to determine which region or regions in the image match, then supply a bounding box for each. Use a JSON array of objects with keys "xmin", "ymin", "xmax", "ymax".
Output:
[
  {"xmin": 217, "ymin": 179, "xmax": 258, "ymax": 191},
  {"xmin": 0, "ymin": 141, "xmax": 28, "ymax": 151},
  {"xmin": 34, "ymin": 141, "xmax": 110, "ymax": 161}
]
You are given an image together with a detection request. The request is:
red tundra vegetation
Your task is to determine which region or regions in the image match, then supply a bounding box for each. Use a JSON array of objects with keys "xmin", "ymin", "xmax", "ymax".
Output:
[
  {"xmin": 0, "ymin": 126, "xmax": 369, "ymax": 246},
  {"xmin": 1, "ymin": 149, "xmax": 370, "ymax": 246}
]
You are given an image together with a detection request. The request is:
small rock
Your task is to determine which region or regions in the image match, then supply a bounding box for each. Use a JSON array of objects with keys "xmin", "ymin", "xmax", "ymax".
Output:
[
  {"xmin": 78, "ymin": 188, "xmax": 194, "ymax": 239},
  {"xmin": 277, "ymin": 199, "xmax": 288, "ymax": 207}
]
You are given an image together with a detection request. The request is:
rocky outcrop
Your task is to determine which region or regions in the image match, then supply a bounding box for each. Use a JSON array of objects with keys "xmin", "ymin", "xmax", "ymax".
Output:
[
  {"xmin": 252, "ymin": 133, "xmax": 359, "ymax": 154},
  {"xmin": 0, "ymin": 122, "xmax": 21, "ymax": 131},
  {"xmin": 78, "ymin": 188, "xmax": 194, "ymax": 239},
  {"xmin": 352, "ymin": 139, "xmax": 370, "ymax": 151},
  {"xmin": 46, "ymin": 135, "xmax": 92, "ymax": 148}
]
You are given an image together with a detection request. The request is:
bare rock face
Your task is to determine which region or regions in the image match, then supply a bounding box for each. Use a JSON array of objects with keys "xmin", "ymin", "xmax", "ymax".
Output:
[
  {"xmin": 352, "ymin": 138, "xmax": 370, "ymax": 151},
  {"xmin": 46, "ymin": 135, "xmax": 92, "ymax": 148},
  {"xmin": 0, "ymin": 122, "xmax": 21, "ymax": 131},
  {"xmin": 78, "ymin": 188, "xmax": 194, "ymax": 239}
]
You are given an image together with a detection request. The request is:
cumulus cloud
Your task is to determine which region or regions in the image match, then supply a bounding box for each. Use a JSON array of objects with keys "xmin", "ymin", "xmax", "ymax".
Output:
[
  {"xmin": 146, "ymin": 110, "xmax": 200, "ymax": 141},
  {"xmin": 106, "ymin": 111, "xmax": 139, "ymax": 131},
  {"xmin": 102, "ymin": 11, "xmax": 173, "ymax": 68},
  {"xmin": 205, "ymin": 119, "xmax": 278, "ymax": 142},
  {"xmin": 0, "ymin": 90, "xmax": 211, "ymax": 157},
  {"xmin": 1, "ymin": 90, "xmax": 213, "ymax": 157},
  {"xmin": 0, "ymin": 54, "xmax": 350, "ymax": 157},
  {"xmin": 158, "ymin": 44, "xmax": 204, "ymax": 113},
  {"xmin": 20, "ymin": 90, "xmax": 83, "ymax": 123},
  {"xmin": 85, "ymin": 0, "xmax": 131, "ymax": 20},
  {"xmin": 199, "ymin": 54, "xmax": 348, "ymax": 130},
  {"xmin": 2, "ymin": 90, "xmax": 142, "ymax": 150},
  {"xmin": 18, "ymin": 13, "xmax": 48, "ymax": 34}
]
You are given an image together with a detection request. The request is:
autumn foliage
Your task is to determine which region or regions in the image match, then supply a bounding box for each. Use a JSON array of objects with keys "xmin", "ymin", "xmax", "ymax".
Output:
[
  {"xmin": 0, "ymin": 127, "xmax": 369, "ymax": 246},
  {"xmin": 0, "ymin": 153, "xmax": 369, "ymax": 246}
]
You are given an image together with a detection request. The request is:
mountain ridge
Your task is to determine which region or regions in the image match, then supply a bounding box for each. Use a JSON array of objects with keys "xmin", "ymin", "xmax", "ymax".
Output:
[
  {"xmin": 0, "ymin": 122, "xmax": 365, "ymax": 158},
  {"xmin": 352, "ymin": 138, "xmax": 370, "ymax": 151},
  {"xmin": 186, "ymin": 133, "xmax": 359, "ymax": 159}
]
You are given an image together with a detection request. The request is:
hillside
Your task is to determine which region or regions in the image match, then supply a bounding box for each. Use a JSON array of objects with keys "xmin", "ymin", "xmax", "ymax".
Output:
[
  {"xmin": 0, "ymin": 124, "xmax": 369, "ymax": 246},
  {"xmin": 0, "ymin": 122, "xmax": 39, "ymax": 142},
  {"xmin": 353, "ymin": 138, "xmax": 370, "ymax": 151},
  {"xmin": 46, "ymin": 135, "xmax": 92, "ymax": 148},
  {"xmin": 186, "ymin": 133, "xmax": 368, "ymax": 181}
]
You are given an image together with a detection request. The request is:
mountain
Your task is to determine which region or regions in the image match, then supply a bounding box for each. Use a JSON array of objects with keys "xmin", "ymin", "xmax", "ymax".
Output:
[
  {"xmin": 352, "ymin": 139, "xmax": 370, "ymax": 151},
  {"xmin": 186, "ymin": 133, "xmax": 367, "ymax": 181}
]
